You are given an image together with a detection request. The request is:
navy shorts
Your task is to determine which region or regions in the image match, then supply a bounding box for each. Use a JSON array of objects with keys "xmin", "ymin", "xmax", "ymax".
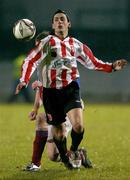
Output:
[{"xmin": 42, "ymin": 81, "xmax": 82, "ymax": 125}]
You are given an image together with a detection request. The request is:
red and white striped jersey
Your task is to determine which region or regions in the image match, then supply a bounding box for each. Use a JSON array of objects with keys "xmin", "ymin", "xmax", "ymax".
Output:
[{"xmin": 20, "ymin": 35, "xmax": 113, "ymax": 89}]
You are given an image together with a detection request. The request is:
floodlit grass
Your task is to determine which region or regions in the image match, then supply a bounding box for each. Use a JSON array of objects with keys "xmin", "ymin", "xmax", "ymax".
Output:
[{"xmin": 0, "ymin": 103, "xmax": 130, "ymax": 180}]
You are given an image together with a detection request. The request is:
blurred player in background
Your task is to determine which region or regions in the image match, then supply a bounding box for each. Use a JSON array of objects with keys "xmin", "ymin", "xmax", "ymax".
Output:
[
  {"xmin": 8, "ymin": 54, "xmax": 32, "ymax": 103},
  {"xmin": 15, "ymin": 10, "xmax": 127, "ymax": 169}
]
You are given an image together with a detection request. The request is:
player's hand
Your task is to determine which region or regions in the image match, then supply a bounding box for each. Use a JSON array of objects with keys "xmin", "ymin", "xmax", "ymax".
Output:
[
  {"xmin": 15, "ymin": 82, "xmax": 26, "ymax": 95},
  {"xmin": 28, "ymin": 110, "xmax": 37, "ymax": 120},
  {"xmin": 112, "ymin": 59, "xmax": 128, "ymax": 71}
]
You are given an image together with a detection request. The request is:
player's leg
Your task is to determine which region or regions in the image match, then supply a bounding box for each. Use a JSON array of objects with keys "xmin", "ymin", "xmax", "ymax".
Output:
[
  {"xmin": 67, "ymin": 107, "xmax": 92, "ymax": 168},
  {"xmin": 52, "ymin": 123, "xmax": 73, "ymax": 169},
  {"xmin": 42, "ymin": 87, "xmax": 74, "ymax": 169},
  {"xmin": 67, "ymin": 108, "xmax": 84, "ymax": 152},
  {"xmin": 46, "ymin": 118, "xmax": 72, "ymax": 162},
  {"xmin": 46, "ymin": 125, "xmax": 60, "ymax": 162},
  {"xmin": 46, "ymin": 142, "xmax": 60, "ymax": 161},
  {"xmin": 31, "ymin": 113, "xmax": 48, "ymax": 166},
  {"xmin": 24, "ymin": 113, "xmax": 48, "ymax": 171},
  {"xmin": 63, "ymin": 82, "xmax": 92, "ymax": 168},
  {"xmin": 52, "ymin": 123, "xmax": 68, "ymax": 162}
]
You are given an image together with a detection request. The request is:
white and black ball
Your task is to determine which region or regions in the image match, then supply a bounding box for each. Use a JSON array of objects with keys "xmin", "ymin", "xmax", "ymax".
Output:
[{"xmin": 13, "ymin": 19, "xmax": 36, "ymax": 41}]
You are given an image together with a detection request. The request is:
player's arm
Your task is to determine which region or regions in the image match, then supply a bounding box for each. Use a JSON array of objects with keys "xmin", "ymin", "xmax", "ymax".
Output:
[
  {"xmin": 15, "ymin": 37, "xmax": 50, "ymax": 95},
  {"xmin": 76, "ymin": 40, "xmax": 127, "ymax": 72},
  {"xmin": 28, "ymin": 80, "xmax": 43, "ymax": 120},
  {"xmin": 28, "ymin": 88, "xmax": 40, "ymax": 121}
]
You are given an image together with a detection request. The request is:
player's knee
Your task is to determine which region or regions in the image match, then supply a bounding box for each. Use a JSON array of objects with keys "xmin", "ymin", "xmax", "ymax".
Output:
[
  {"xmin": 53, "ymin": 125, "xmax": 66, "ymax": 141},
  {"xmin": 73, "ymin": 123, "xmax": 83, "ymax": 133}
]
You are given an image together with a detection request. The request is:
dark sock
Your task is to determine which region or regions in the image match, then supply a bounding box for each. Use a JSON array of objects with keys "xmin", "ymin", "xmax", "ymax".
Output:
[
  {"xmin": 70, "ymin": 129, "xmax": 84, "ymax": 151},
  {"xmin": 53, "ymin": 137, "xmax": 68, "ymax": 163},
  {"xmin": 32, "ymin": 130, "xmax": 48, "ymax": 166}
]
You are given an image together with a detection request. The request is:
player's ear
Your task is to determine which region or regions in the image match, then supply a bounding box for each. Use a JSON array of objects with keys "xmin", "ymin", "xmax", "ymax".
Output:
[{"xmin": 68, "ymin": 22, "xmax": 71, "ymax": 28}]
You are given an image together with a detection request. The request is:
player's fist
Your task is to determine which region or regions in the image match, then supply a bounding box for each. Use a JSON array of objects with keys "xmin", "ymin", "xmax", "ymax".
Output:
[
  {"xmin": 28, "ymin": 110, "xmax": 37, "ymax": 120},
  {"xmin": 15, "ymin": 82, "xmax": 26, "ymax": 95},
  {"xmin": 112, "ymin": 59, "xmax": 127, "ymax": 71}
]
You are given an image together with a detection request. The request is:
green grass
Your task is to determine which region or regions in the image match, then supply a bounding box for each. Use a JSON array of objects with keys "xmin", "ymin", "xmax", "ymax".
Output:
[{"xmin": 0, "ymin": 103, "xmax": 130, "ymax": 180}]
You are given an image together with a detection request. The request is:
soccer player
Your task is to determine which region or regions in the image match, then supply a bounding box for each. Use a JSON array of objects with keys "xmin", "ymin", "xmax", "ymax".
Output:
[
  {"xmin": 24, "ymin": 32, "xmax": 91, "ymax": 171},
  {"xmin": 15, "ymin": 9, "xmax": 127, "ymax": 169},
  {"xmin": 8, "ymin": 54, "xmax": 32, "ymax": 103}
]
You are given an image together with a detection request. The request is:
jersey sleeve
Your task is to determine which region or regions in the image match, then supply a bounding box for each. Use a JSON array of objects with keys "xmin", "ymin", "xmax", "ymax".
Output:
[
  {"xmin": 20, "ymin": 36, "xmax": 50, "ymax": 84},
  {"xmin": 76, "ymin": 40, "xmax": 113, "ymax": 73}
]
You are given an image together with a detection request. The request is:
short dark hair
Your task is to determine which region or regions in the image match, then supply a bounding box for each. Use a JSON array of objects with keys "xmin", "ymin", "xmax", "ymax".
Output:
[{"xmin": 52, "ymin": 9, "xmax": 70, "ymax": 22}]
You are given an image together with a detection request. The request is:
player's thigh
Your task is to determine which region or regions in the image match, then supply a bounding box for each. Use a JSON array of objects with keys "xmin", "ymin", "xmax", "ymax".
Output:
[
  {"xmin": 43, "ymin": 89, "xmax": 66, "ymax": 125},
  {"xmin": 36, "ymin": 112, "xmax": 48, "ymax": 130}
]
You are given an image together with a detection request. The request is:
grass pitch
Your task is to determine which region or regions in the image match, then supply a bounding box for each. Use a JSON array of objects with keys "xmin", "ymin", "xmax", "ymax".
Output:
[{"xmin": 0, "ymin": 103, "xmax": 130, "ymax": 180}]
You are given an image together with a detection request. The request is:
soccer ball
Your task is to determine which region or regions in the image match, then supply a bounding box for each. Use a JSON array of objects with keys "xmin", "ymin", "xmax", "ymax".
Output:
[{"xmin": 13, "ymin": 19, "xmax": 36, "ymax": 41}]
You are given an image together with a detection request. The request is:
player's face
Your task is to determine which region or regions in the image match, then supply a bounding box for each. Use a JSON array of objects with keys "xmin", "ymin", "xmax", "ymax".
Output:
[{"xmin": 52, "ymin": 13, "xmax": 71, "ymax": 37}]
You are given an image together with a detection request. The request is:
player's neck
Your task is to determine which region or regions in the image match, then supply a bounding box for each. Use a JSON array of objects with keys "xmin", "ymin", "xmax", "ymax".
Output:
[{"xmin": 55, "ymin": 31, "xmax": 68, "ymax": 40}]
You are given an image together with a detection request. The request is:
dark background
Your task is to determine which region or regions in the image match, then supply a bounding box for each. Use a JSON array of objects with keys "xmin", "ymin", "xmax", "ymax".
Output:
[
  {"xmin": 0, "ymin": 0, "xmax": 130, "ymax": 103},
  {"xmin": 0, "ymin": 0, "xmax": 130, "ymax": 61}
]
